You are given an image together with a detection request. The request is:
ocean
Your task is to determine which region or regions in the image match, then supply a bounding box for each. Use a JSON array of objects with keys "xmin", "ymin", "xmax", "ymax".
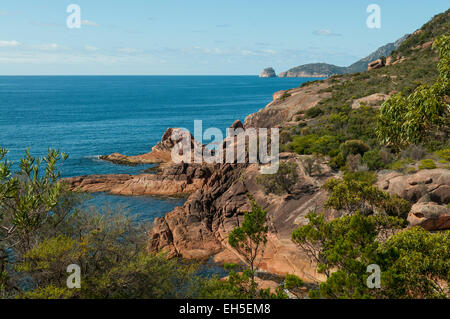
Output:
[{"xmin": 0, "ymin": 76, "xmax": 315, "ymax": 222}]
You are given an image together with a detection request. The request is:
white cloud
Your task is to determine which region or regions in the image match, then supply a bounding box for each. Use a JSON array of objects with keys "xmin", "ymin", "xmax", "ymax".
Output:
[
  {"xmin": 0, "ymin": 40, "xmax": 21, "ymax": 47},
  {"xmin": 33, "ymin": 43, "xmax": 60, "ymax": 50},
  {"xmin": 81, "ymin": 20, "xmax": 99, "ymax": 27},
  {"xmin": 313, "ymin": 29, "xmax": 342, "ymax": 36},
  {"xmin": 84, "ymin": 45, "xmax": 98, "ymax": 52},
  {"xmin": 117, "ymin": 47, "xmax": 139, "ymax": 54}
]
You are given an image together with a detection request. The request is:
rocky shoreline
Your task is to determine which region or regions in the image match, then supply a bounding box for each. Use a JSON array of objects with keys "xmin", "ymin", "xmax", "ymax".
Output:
[{"xmin": 63, "ymin": 77, "xmax": 450, "ymax": 283}]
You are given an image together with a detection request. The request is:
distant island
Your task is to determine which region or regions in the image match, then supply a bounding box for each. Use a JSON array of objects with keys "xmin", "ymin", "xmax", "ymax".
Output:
[{"xmin": 259, "ymin": 67, "xmax": 277, "ymax": 78}]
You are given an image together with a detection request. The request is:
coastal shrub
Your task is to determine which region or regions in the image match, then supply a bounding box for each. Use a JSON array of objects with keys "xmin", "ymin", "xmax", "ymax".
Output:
[
  {"xmin": 329, "ymin": 153, "xmax": 345, "ymax": 170},
  {"xmin": 340, "ymin": 140, "xmax": 370, "ymax": 159},
  {"xmin": 380, "ymin": 195, "xmax": 412, "ymax": 219},
  {"xmin": 301, "ymin": 156, "xmax": 322, "ymax": 176},
  {"xmin": 322, "ymin": 177, "xmax": 410, "ymax": 218},
  {"xmin": 345, "ymin": 153, "xmax": 364, "ymax": 173},
  {"xmin": 363, "ymin": 149, "xmax": 385, "ymax": 171},
  {"xmin": 228, "ymin": 200, "xmax": 269, "ymax": 296},
  {"xmin": 376, "ymin": 227, "xmax": 450, "ymax": 299},
  {"xmin": 257, "ymin": 162, "xmax": 299, "ymax": 195},
  {"xmin": 377, "ymin": 35, "xmax": 449, "ymax": 150},
  {"xmin": 279, "ymin": 92, "xmax": 291, "ymax": 101},
  {"xmin": 288, "ymin": 134, "xmax": 339, "ymax": 156},
  {"xmin": 435, "ymin": 148, "xmax": 450, "ymax": 162},
  {"xmin": 400, "ymin": 144, "xmax": 427, "ymax": 161},
  {"xmin": 292, "ymin": 212, "xmax": 448, "ymax": 299},
  {"xmin": 291, "ymin": 212, "xmax": 405, "ymax": 298},
  {"xmin": 418, "ymin": 159, "xmax": 437, "ymax": 170},
  {"xmin": 379, "ymin": 148, "xmax": 393, "ymax": 166},
  {"xmin": 197, "ymin": 268, "xmax": 287, "ymax": 299},
  {"xmin": 389, "ymin": 158, "xmax": 413, "ymax": 171},
  {"xmin": 280, "ymin": 130, "xmax": 291, "ymax": 144},
  {"xmin": 284, "ymin": 274, "xmax": 304, "ymax": 290},
  {"xmin": 305, "ymin": 106, "xmax": 324, "ymax": 118}
]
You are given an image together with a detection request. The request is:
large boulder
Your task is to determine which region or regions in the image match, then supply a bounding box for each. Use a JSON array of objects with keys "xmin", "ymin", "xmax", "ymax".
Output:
[
  {"xmin": 407, "ymin": 202, "xmax": 450, "ymax": 231},
  {"xmin": 378, "ymin": 169, "xmax": 450, "ymax": 231},
  {"xmin": 368, "ymin": 59, "xmax": 385, "ymax": 70}
]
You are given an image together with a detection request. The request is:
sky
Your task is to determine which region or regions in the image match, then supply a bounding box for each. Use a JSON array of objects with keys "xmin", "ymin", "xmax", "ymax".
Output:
[{"xmin": 0, "ymin": 0, "xmax": 448, "ymax": 75}]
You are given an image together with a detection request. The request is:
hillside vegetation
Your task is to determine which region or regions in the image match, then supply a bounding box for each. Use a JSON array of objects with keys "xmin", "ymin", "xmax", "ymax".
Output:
[{"xmin": 281, "ymin": 9, "xmax": 449, "ymax": 173}]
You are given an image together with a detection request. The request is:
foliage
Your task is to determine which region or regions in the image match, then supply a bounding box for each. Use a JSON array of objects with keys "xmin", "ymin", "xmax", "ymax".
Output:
[
  {"xmin": 340, "ymin": 140, "xmax": 370, "ymax": 159},
  {"xmin": 400, "ymin": 144, "xmax": 427, "ymax": 161},
  {"xmin": 292, "ymin": 212, "xmax": 449, "ymax": 299},
  {"xmin": 284, "ymin": 273, "xmax": 304, "ymax": 290},
  {"xmin": 292, "ymin": 212, "xmax": 404, "ymax": 298},
  {"xmin": 1, "ymin": 148, "xmax": 68, "ymax": 295},
  {"xmin": 257, "ymin": 161, "xmax": 299, "ymax": 195},
  {"xmin": 435, "ymin": 148, "xmax": 450, "ymax": 162},
  {"xmin": 197, "ymin": 266, "xmax": 287, "ymax": 299},
  {"xmin": 418, "ymin": 159, "xmax": 437, "ymax": 170},
  {"xmin": 287, "ymin": 134, "xmax": 340, "ymax": 156},
  {"xmin": 376, "ymin": 227, "xmax": 449, "ymax": 298},
  {"xmin": 377, "ymin": 35, "xmax": 449, "ymax": 150},
  {"xmin": 301, "ymin": 156, "xmax": 322, "ymax": 176},
  {"xmin": 362, "ymin": 149, "xmax": 385, "ymax": 171},
  {"xmin": 228, "ymin": 200, "xmax": 268, "ymax": 279},
  {"xmin": 322, "ymin": 177, "xmax": 411, "ymax": 219},
  {"xmin": 305, "ymin": 106, "xmax": 324, "ymax": 118}
]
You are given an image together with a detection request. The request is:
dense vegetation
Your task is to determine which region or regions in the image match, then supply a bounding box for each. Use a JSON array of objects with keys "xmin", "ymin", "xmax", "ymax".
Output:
[
  {"xmin": 281, "ymin": 11, "xmax": 449, "ymax": 174},
  {"xmin": 0, "ymin": 148, "xmax": 289, "ymax": 299},
  {"xmin": 282, "ymin": 11, "xmax": 449, "ymax": 299}
]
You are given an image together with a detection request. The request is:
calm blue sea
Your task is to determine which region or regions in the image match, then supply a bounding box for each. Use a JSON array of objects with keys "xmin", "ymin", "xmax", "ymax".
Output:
[{"xmin": 0, "ymin": 76, "xmax": 315, "ymax": 222}]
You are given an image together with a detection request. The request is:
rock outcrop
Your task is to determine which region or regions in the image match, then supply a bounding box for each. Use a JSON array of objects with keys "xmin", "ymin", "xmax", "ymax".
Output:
[
  {"xmin": 99, "ymin": 128, "xmax": 202, "ymax": 167},
  {"xmin": 368, "ymin": 58, "xmax": 385, "ymax": 71},
  {"xmin": 377, "ymin": 169, "xmax": 450, "ymax": 231},
  {"xmin": 259, "ymin": 67, "xmax": 277, "ymax": 78},
  {"xmin": 148, "ymin": 153, "xmax": 334, "ymax": 281},
  {"xmin": 244, "ymin": 79, "xmax": 332, "ymax": 128},
  {"xmin": 64, "ymin": 163, "xmax": 212, "ymax": 197},
  {"xmin": 351, "ymin": 93, "xmax": 391, "ymax": 109}
]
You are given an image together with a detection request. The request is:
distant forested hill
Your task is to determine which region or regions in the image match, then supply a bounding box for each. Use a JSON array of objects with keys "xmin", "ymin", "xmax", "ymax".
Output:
[{"xmin": 278, "ymin": 35, "xmax": 408, "ymax": 77}]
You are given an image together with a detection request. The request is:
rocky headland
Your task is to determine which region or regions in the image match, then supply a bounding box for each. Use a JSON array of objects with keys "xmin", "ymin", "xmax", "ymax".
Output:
[{"xmin": 63, "ymin": 73, "xmax": 450, "ymax": 283}]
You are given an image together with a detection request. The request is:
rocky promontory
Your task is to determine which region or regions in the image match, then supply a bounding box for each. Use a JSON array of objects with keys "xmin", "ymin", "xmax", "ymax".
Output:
[{"xmin": 64, "ymin": 75, "xmax": 449, "ymax": 283}]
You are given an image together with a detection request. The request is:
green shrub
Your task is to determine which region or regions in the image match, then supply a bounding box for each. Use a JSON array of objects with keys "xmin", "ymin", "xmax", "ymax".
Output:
[
  {"xmin": 381, "ymin": 195, "xmax": 412, "ymax": 219},
  {"xmin": 340, "ymin": 140, "xmax": 370, "ymax": 159},
  {"xmin": 329, "ymin": 153, "xmax": 345, "ymax": 170},
  {"xmin": 288, "ymin": 134, "xmax": 339, "ymax": 156},
  {"xmin": 280, "ymin": 130, "xmax": 291, "ymax": 144},
  {"xmin": 435, "ymin": 149, "xmax": 450, "ymax": 162},
  {"xmin": 257, "ymin": 162, "xmax": 299, "ymax": 195},
  {"xmin": 305, "ymin": 106, "xmax": 324, "ymax": 118},
  {"xmin": 363, "ymin": 150, "xmax": 385, "ymax": 171},
  {"xmin": 418, "ymin": 159, "xmax": 437, "ymax": 170},
  {"xmin": 389, "ymin": 159, "xmax": 413, "ymax": 171},
  {"xmin": 284, "ymin": 274, "xmax": 304, "ymax": 290}
]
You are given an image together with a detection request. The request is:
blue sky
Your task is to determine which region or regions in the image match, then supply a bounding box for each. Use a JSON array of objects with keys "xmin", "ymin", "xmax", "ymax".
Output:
[{"xmin": 0, "ymin": 0, "xmax": 448, "ymax": 75}]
